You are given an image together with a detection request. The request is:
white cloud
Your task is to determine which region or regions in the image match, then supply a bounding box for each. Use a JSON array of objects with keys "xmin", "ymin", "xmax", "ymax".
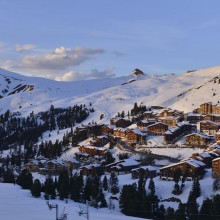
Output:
[
  {"xmin": 20, "ymin": 46, "xmax": 105, "ymax": 72},
  {"xmin": 54, "ymin": 71, "xmax": 80, "ymax": 81},
  {"xmin": 15, "ymin": 44, "xmax": 36, "ymax": 52},
  {"xmin": 54, "ymin": 67, "xmax": 115, "ymax": 82}
]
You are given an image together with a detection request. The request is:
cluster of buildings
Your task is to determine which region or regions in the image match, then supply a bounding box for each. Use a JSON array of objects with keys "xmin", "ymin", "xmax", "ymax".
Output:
[{"xmin": 24, "ymin": 102, "xmax": 220, "ymax": 182}]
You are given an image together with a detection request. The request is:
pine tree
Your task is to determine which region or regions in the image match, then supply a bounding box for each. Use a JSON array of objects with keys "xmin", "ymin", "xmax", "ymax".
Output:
[
  {"xmin": 17, "ymin": 169, "xmax": 33, "ymax": 189},
  {"xmin": 31, "ymin": 179, "xmax": 41, "ymax": 198},
  {"xmin": 119, "ymin": 183, "xmax": 138, "ymax": 217},
  {"xmin": 199, "ymin": 198, "xmax": 212, "ymax": 220},
  {"xmin": 212, "ymin": 194, "xmax": 220, "ymax": 218},
  {"xmin": 103, "ymin": 175, "xmax": 108, "ymax": 191},
  {"xmin": 175, "ymin": 203, "xmax": 186, "ymax": 220},
  {"xmin": 98, "ymin": 188, "xmax": 107, "ymax": 208},
  {"xmin": 148, "ymin": 178, "xmax": 155, "ymax": 196},
  {"xmin": 58, "ymin": 170, "xmax": 69, "ymax": 200},
  {"xmin": 137, "ymin": 172, "xmax": 149, "ymax": 218},
  {"xmin": 3, "ymin": 169, "xmax": 15, "ymax": 183},
  {"xmin": 109, "ymin": 172, "xmax": 119, "ymax": 195},
  {"xmin": 165, "ymin": 207, "xmax": 175, "ymax": 220},
  {"xmin": 70, "ymin": 173, "xmax": 84, "ymax": 202}
]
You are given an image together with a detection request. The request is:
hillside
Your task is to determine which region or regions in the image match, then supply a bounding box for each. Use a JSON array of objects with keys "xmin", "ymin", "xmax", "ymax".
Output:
[{"xmin": 1, "ymin": 66, "xmax": 220, "ymax": 119}]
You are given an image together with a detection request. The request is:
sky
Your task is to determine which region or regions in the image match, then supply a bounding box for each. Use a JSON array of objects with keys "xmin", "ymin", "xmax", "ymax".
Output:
[{"xmin": 0, "ymin": 0, "xmax": 220, "ymax": 81}]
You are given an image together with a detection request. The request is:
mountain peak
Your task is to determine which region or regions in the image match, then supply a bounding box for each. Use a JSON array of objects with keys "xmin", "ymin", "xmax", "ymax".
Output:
[{"xmin": 131, "ymin": 68, "xmax": 145, "ymax": 77}]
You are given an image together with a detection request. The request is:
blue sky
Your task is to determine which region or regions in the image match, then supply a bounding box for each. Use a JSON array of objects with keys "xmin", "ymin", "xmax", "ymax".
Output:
[{"xmin": 1, "ymin": 0, "xmax": 220, "ymax": 81}]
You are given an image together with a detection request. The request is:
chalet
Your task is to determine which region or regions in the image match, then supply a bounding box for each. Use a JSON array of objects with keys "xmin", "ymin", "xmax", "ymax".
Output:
[
  {"xmin": 204, "ymin": 114, "xmax": 220, "ymax": 123},
  {"xmin": 109, "ymin": 159, "xmax": 140, "ymax": 174},
  {"xmin": 105, "ymin": 160, "xmax": 126, "ymax": 173},
  {"xmin": 113, "ymin": 127, "xmax": 127, "ymax": 138},
  {"xmin": 157, "ymin": 108, "xmax": 184, "ymax": 118},
  {"xmin": 89, "ymin": 135, "xmax": 109, "ymax": 147},
  {"xmin": 137, "ymin": 118, "xmax": 157, "ymax": 130},
  {"xmin": 74, "ymin": 127, "xmax": 88, "ymax": 141},
  {"xmin": 78, "ymin": 145, "xmax": 107, "ymax": 156},
  {"xmin": 206, "ymin": 143, "xmax": 220, "ymax": 155},
  {"xmin": 196, "ymin": 102, "xmax": 220, "ymax": 115},
  {"xmin": 95, "ymin": 135, "xmax": 109, "ymax": 146},
  {"xmin": 163, "ymin": 127, "xmax": 180, "ymax": 144},
  {"xmin": 212, "ymin": 157, "xmax": 220, "ymax": 178},
  {"xmin": 25, "ymin": 159, "xmax": 45, "ymax": 172},
  {"xmin": 185, "ymin": 133, "xmax": 212, "ymax": 147},
  {"xmin": 215, "ymin": 130, "xmax": 220, "ymax": 142},
  {"xmin": 158, "ymin": 116, "xmax": 180, "ymax": 128},
  {"xmin": 163, "ymin": 122, "xmax": 193, "ymax": 144},
  {"xmin": 160, "ymin": 159, "xmax": 205, "ymax": 180},
  {"xmin": 197, "ymin": 120, "xmax": 220, "ymax": 136},
  {"xmin": 143, "ymin": 111, "xmax": 156, "ymax": 119},
  {"xmin": 102, "ymin": 124, "xmax": 116, "ymax": 135},
  {"xmin": 110, "ymin": 117, "xmax": 132, "ymax": 128},
  {"xmin": 131, "ymin": 166, "xmax": 157, "ymax": 179},
  {"xmin": 65, "ymin": 158, "xmax": 81, "ymax": 170},
  {"xmin": 126, "ymin": 128, "xmax": 147, "ymax": 144},
  {"xmin": 147, "ymin": 122, "xmax": 168, "ymax": 135},
  {"xmin": 185, "ymin": 113, "xmax": 203, "ymax": 124},
  {"xmin": 131, "ymin": 114, "xmax": 144, "ymax": 123},
  {"xmin": 86, "ymin": 124, "xmax": 103, "ymax": 137},
  {"xmin": 74, "ymin": 152, "xmax": 90, "ymax": 161},
  {"xmin": 45, "ymin": 159, "xmax": 67, "ymax": 174},
  {"xmin": 190, "ymin": 152, "xmax": 212, "ymax": 167},
  {"xmin": 80, "ymin": 163, "xmax": 103, "ymax": 175}
]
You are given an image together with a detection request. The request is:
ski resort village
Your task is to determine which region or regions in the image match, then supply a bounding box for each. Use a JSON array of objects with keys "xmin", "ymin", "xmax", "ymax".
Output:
[{"xmin": 1, "ymin": 66, "xmax": 220, "ymax": 219}]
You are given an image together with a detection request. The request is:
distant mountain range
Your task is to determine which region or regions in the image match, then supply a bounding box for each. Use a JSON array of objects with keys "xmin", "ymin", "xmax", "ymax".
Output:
[{"xmin": 1, "ymin": 66, "xmax": 220, "ymax": 119}]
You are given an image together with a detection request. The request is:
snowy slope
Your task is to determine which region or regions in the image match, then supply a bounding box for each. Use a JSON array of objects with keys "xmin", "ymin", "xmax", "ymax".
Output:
[
  {"xmin": 0, "ymin": 183, "xmax": 146, "ymax": 220},
  {"xmin": 1, "ymin": 66, "xmax": 220, "ymax": 120}
]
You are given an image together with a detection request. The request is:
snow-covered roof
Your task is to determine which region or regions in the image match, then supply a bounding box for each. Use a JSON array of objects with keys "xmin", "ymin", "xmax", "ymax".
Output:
[
  {"xmin": 119, "ymin": 159, "xmax": 140, "ymax": 167},
  {"xmin": 185, "ymin": 132, "xmax": 211, "ymax": 139},
  {"xmin": 212, "ymin": 157, "xmax": 220, "ymax": 162},
  {"xmin": 147, "ymin": 122, "xmax": 168, "ymax": 128},
  {"xmin": 129, "ymin": 128, "xmax": 146, "ymax": 135},
  {"xmin": 199, "ymin": 152, "xmax": 211, "ymax": 158},
  {"xmin": 113, "ymin": 127, "xmax": 127, "ymax": 131},
  {"xmin": 96, "ymin": 135, "xmax": 108, "ymax": 139},
  {"xmin": 132, "ymin": 165, "xmax": 157, "ymax": 172},
  {"xmin": 160, "ymin": 162, "xmax": 184, "ymax": 170},
  {"xmin": 187, "ymin": 112, "xmax": 203, "ymax": 116},
  {"xmin": 184, "ymin": 159, "xmax": 206, "ymax": 168}
]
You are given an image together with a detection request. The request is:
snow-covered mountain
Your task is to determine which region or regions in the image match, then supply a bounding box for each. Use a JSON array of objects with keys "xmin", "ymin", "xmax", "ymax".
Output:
[{"xmin": 1, "ymin": 66, "xmax": 220, "ymax": 119}]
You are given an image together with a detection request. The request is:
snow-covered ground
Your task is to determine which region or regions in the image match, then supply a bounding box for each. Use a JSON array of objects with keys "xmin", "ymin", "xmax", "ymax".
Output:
[
  {"xmin": 0, "ymin": 168, "xmax": 215, "ymax": 220},
  {"xmin": 0, "ymin": 183, "xmax": 147, "ymax": 220}
]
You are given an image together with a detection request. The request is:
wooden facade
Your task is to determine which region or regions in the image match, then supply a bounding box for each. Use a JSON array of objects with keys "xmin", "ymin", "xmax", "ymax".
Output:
[
  {"xmin": 204, "ymin": 114, "xmax": 220, "ymax": 123},
  {"xmin": 160, "ymin": 159, "xmax": 205, "ymax": 180},
  {"xmin": 131, "ymin": 166, "xmax": 157, "ymax": 179},
  {"xmin": 110, "ymin": 117, "xmax": 132, "ymax": 128},
  {"xmin": 197, "ymin": 102, "xmax": 220, "ymax": 115},
  {"xmin": 147, "ymin": 122, "xmax": 168, "ymax": 135},
  {"xmin": 102, "ymin": 125, "xmax": 116, "ymax": 135},
  {"xmin": 212, "ymin": 158, "xmax": 220, "ymax": 178},
  {"xmin": 137, "ymin": 119, "xmax": 157, "ymax": 130},
  {"xmin": 215, "ymin": 130, "xmax": 220, "ymax": 142},
  {"xmin": 186, "ymin": 113, "xmax": 203, "ymax": 124},
  {"xmin": 185, "ymin": 133, "xmax": 211, "ymax": 147},
  {"xmin": 113, "ymin": 127, "xmax": 127, "ymax": 138},
  {"xmin": 126, "ymin": 129, "xmax": 146, "ymax": 144},
  {"xmin": 79, "ymin": 145, "xmax": 107, "ymax": 156},
  {"xmin": 197, "ymin": 120, "xmax": 220, "ymax": 136},
  {"xmin": 158, "ymin": 116, "xmax": 179, "ymax": 128}
]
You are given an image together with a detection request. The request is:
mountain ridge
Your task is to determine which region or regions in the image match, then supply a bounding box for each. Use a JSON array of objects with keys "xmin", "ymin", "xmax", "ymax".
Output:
[{"xmin": 1, "ymin": 66, "xmax": 220, "ymax": 118}]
